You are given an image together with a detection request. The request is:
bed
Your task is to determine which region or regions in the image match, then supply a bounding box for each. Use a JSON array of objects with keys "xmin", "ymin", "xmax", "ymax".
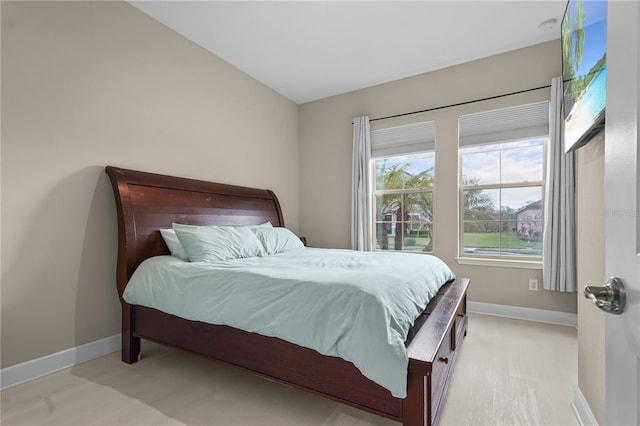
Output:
[{"xmin": 105, "ymin": 165, "xmax": 469, "ymax": 426}]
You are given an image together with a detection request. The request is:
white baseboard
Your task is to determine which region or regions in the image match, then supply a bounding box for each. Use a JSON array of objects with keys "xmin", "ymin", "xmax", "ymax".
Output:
[
  {"xmin": 1, "ymin": 303, "xmax": 576, "ymax": 391},
  {"xmin": 572, "ymin": 385, "xmax": 599, "ymax": 426},
  {"xmin": 0, "ymin": 302, "xmax": 576, "ymax": 391},
  {"xmin": 0, "ymin": 334, "xmax": 121, "ymax": 391},
  {"xmin": 468, "ymin": 301, "xmax": 577, "ymax": 327}
]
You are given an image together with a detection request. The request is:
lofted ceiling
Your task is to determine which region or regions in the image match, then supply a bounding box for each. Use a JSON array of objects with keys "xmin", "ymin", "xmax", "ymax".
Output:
[{"xmin": 129, "ymin": 1, "xmax": 567, "ymax": 104}]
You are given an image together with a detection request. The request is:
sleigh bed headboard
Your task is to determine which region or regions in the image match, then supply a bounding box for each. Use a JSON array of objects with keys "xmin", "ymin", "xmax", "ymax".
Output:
[{"xmin": 105, "ymin": 166, "xmax": 284, "ymax": 297}]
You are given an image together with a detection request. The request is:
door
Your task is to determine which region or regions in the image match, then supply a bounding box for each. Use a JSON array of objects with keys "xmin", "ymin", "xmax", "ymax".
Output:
[{"xmin": 604, "ymin": 2, "xmax": 639, "ymax": 425}]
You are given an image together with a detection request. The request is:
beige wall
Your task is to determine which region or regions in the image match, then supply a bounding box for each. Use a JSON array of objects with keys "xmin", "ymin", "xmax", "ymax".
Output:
[
  {"xmin": 299, "ymin": 41, "xmax": 576, "ymax": 313},
  {"xmin": 1, "ymin": 1, "xmax": 299, "ymax": 368},
  {"xmin": 1, "ymin": 2, "xmax": 582, "ymax": 370},
  {"xmin": 575, "ymin": 133, "xmax": 605, "ymax": 424}
]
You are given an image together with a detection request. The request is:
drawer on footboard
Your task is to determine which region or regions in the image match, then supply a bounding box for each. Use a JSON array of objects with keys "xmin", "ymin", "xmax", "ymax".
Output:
[
  {"xmin": 429, "ymin": 325, "xmax": 454, "ymax": 420},
  {"xmin": 453, "ymin": 298, "xmax": 467, "ymax": 350},
  {"xmin": 430, "ymin": 299, "xmax": 467, "ymax": 424}
]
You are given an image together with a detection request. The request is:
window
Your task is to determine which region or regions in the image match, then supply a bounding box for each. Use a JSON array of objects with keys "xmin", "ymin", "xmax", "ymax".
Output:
[
  {"xmin": 371, "ymin": 121, "xmax": 434, "ymax": 253},
  {"xmin": 458, "ymin": 102, "xmax": 549, "ymax": 260}
]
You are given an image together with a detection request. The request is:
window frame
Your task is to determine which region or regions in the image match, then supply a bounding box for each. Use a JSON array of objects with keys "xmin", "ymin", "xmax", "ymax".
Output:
[
  {"xmin": 372, "ymin": 152, "xmax": 435, "ymax": 254},
  {"xmin": 457, "ymin": 137, "xmax": 547, "ymax": 267}
]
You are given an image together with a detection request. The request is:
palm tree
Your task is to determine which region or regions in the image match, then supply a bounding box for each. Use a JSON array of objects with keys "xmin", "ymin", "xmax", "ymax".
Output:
[
  {"xmin": 562, "ymin": 4, "xmax": 573, "ymax": 81},
  {"xmin": 570, "ymin": 0, "xmax": 587, "ymax": 102},
  {"xmin": 573, "ymin": 0, "xmax": 586, "ymax": 73},
  {"xmin": 562, "ymin": 3, "xmax": 575, "ymax": 108},
  {"xmin": 376, "ymin": 162, "xmax": 433, "ymax": 250}
]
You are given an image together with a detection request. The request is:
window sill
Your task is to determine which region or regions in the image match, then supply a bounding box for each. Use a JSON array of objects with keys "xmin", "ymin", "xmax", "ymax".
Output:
[{"xmin": 455, "ymin": 256, "xmax": 542, "ymax": 270}]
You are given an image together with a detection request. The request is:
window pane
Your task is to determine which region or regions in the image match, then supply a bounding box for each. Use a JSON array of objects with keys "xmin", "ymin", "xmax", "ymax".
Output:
[
  {"xmin": 375, "ymin": 190, "xmax": 433, "ymax": 253},
  {"xmin": 405, "ymin": 192, "xmax": 433, "ymax": 223},
  {"xmin": 404, "ymin": 223, "xmax": 432, "ymax": 252},
  {"xmin": 501, "ymin": 187, "xmax": 542, "ymax": 214},
  {"xmin": 380, "ymin": 222, "xmax": 404, "ymax": 251},
  {"xmin": 375, "ymin": 193, "xmax": 404, "ymax": 251},
  {"xmin": 375, "ymin": 222, "xmax": 394, "ymax": 250},
  {"xmin": 463, "ymin": 189, "xmax": 498, "ymax": 220},
  {"xmin": 375, "ymin": 194, "xmax": 402, "ymax": 221},
  {"xmin": 515, "ymin": 220, "xmax": 543, "ymax": 243},
  {"xmin": 461, "ymin": 149, "xmax": 500, "ymax": 185},
  {"xmin": 463, "ymin": 222, "xmax": 500, "ymax": 255},
  {"xmin": 405, "ymin": 192, "xmax": 432, "ymax": 252},
  {"xmin": 375, "ymin": 153, "xmax": 434, "ymax": 190},
  {"xmin": 375, "ymin": 223, "xmax": 392, "ymax": 250},
  {"xmin": 501, "ymin": 139, "xmax": 545, "ymax": 149},
  {"xmin": 501, "ymin": 144, "xmax": 544, "ymax": 184},
  {"xmin": 462, "ymin": 139, "xmax": 545, "ymax": 186},
  {"xmin": 502, "ymin": 221, "xmax": 542, "ymax": 257},
  {"xmin": 403, "ymin": 153, "xmax": 435, "ymax": 189},
  {"xmin": 375, "ymin": 158, "xmax": 404, "ymax": 190},
  {"xmin": 462, "ymin": 186, "xmax": 544, "ymax": 258}
]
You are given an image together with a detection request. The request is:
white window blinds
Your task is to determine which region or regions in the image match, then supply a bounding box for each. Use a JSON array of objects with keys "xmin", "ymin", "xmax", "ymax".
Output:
[
  {"xmin": 459, "ymin": 101, "xmax": 550, "ymax": 147},
  {"xmin": 371, "ymin": 121, "xmax": 435, "ymax": 158}
]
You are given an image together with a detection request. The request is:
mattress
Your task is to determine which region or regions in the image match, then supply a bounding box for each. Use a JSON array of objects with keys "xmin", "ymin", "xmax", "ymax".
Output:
[{"xmin": 123, "ymin": 247, "xmax": 455, "ymax": 397}]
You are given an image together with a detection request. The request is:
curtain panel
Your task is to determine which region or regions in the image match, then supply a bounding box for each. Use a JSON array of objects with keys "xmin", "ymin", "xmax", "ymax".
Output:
[
  {"xmin": 351, "ymin": 116, "xmax": 373, "ymax": 251},
  {"xmin": 542, "ymin": 77, "xmax": 576, "ymax": 292}
]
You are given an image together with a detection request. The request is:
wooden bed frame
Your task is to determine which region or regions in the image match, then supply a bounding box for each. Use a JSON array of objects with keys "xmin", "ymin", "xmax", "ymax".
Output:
[{"xmin": 105, "ymin": 165, "xmax": 469, "ymax": 426}]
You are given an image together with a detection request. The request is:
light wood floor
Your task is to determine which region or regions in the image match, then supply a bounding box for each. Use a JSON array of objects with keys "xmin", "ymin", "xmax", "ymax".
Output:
[{"xmin": 1, "ymin": 313, "xmax": 578, "ymax": 425}]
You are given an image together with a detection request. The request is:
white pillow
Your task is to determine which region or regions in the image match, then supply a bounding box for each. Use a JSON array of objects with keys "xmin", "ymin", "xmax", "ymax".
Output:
[
  {"xmin": 252, "ymin": 227, "xmax": 305, "ymax": 255},
  {"xmin": 173, "ymin": 223, "xmax": 265, "ymax": 262},
  {"xmin": 159, "ymin": 228, "xmax": 189, "ymax": 260},
  {"xmin": 160, "ymin": 222, "xmax": 272, "ymax": 260}
]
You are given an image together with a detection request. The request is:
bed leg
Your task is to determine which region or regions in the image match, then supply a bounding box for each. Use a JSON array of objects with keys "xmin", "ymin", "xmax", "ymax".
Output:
[
  {"xmin": 122, "ymin": 334, "xmax": 141, "ymax": 364},
  {"xmin": 402, "ymin": 367, "xmax": 430, "ymax": 426},
  {"xmin": 121, "ymin": 302, "xmax": 141, "ymax": 364}
]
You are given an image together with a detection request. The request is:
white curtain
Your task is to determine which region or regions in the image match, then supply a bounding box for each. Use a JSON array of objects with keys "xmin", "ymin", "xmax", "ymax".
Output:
[
  {"xmin": 543, "ymin": 77, "xmax": 576, "ymax": 292},
  {"xmin": 351, "ymin": 116, "xmax": 373, "ymax": 251}
]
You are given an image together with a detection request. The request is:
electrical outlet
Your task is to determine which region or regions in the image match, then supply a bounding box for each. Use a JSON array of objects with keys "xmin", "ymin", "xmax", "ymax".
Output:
[{"xmin": 529, "ymin": 279, "xmax": 539, "ymax": 291}]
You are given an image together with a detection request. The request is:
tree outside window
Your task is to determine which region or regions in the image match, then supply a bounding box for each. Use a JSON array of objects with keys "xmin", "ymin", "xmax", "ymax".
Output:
[{"xmin": 374, "ymin": 152, "xmax": 434, "ymax": 253}]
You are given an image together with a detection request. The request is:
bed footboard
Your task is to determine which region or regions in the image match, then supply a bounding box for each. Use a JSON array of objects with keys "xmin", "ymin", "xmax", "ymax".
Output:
[{"xmin": 403, "ymin": 278, "xmax": 469, "ymax": 426}]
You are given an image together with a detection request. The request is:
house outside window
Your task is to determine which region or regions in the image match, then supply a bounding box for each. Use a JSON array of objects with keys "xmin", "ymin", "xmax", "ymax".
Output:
[
  {"xmin": 458, "ymin": 101, "xmax": 549, "ymax": 260},
  {"xmin": 371, "ymin": 121, "xmax": 435, "ymax": 253}
]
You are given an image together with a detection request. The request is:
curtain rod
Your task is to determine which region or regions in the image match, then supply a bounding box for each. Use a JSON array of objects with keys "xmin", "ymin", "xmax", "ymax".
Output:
[{"xmin": 365, "ymin": 84, "xmax": 551, "ymax": 123}]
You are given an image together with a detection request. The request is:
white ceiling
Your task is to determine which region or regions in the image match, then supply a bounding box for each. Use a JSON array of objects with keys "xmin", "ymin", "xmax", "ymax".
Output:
[{"xmin": 129, "ymin": 1, "xmax": 567, "ymax": 104}]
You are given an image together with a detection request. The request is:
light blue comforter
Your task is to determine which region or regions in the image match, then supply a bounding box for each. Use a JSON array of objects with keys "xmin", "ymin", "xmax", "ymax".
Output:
[{"xmin": 123, "ymin": 247, "xmax": 455, "ymax": 397}]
